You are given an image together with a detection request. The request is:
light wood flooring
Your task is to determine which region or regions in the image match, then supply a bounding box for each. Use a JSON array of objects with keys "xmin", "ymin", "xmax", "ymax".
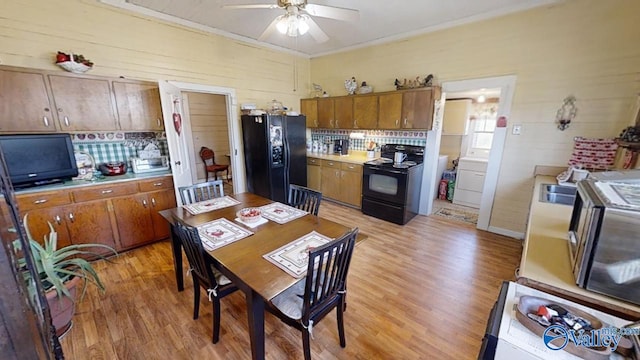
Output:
[{"xmin": 60, "ymin": 201, "xmax": 522, "ymax": 359}]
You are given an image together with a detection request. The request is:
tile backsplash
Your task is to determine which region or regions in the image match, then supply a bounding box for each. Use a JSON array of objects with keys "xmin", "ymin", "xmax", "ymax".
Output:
[
  {"xmin": 310, "ymin": 129, "xmax": 427, "ymax": 150},
  {"xmin": 72, "ymin": 131, "xmax": 168, "ymax": 165}
]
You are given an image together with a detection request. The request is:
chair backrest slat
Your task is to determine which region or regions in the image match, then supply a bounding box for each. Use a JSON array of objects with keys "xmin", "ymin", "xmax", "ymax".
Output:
[
  {"xmin": 179, "ymin": 180, "xmax": 225, "ymax": 205},
  {"xmin": 303, "ymin": 228, "xmax": 357, "ymax": 319},
  {"xmin": 173, "ymin": 222, "xmax": 217, "ymax": 286},
  {"xmin": 288, "ymin": 184, "xmax": 322, "ymax": 216}
]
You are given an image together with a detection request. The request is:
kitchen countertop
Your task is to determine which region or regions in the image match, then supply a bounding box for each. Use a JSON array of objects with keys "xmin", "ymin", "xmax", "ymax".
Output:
[
  {"xmin": 519, "ymin": 175, "xmax": 640, "ymax": 314},
  {"xmin": 14, "ymin": 170, "xmax": 173, "ymax": 194},
  {"xmin": 307, "ymin": 150, "xmax": 374, "ymax": 165}
]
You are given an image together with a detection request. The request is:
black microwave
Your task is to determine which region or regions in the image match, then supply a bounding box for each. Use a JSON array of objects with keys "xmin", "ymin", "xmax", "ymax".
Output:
[{"xmin": 568, "ymin": 179, "xmax": 640, "ymax": 306}]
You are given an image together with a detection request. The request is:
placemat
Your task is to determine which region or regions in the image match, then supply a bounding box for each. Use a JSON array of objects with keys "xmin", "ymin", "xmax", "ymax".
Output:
[
  {"xmin": 183, "ymin": 196, "xmax": 240, "ymax": 215},
  {"xmin": 263, "ymin": 231, "xmax": 333, "ymax": 278},
  {"xmin": 197, "ymin": 218, "xmax": 253, "ymax": 251},
  {"xmin": 259, "ymin": 202, "xmax": 308, "ymax": 224}
]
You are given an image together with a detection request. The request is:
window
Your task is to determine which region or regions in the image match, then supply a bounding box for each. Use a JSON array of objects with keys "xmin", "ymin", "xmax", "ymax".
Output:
[{"xmin": 466, "ymin": 104, "xmax": 497, "ymax": 158}]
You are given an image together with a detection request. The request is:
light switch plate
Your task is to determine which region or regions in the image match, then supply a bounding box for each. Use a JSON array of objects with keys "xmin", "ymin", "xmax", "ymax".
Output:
[{"xmin": 512, "ymin": 125, "xmax": 522, "ymax": 135}]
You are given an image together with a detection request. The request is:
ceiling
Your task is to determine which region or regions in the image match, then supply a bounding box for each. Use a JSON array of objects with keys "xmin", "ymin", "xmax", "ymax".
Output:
[{"xmin": 101, "ymin": 0, "xmax": 557, "ymax": 57}]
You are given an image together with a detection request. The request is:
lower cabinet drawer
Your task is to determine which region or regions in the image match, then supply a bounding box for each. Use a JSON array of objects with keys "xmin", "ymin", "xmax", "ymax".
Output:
[
  {"xmin": 138, "ymin": 177, "xmax": 174, "ymax": 192},
  {"xmin": 72, "ymin": 182, "xmax": 138, "ymax": 202},
  {"xmin": 457, "ymin": 169, "xmax": 486, "ymax": 192},
  {"xmin": 17, "ymin": 191, "xmax": 72, "ymax": 211},
  {"xmin": 453, "ymin": 188, "xmax": 482, "ymax": 208}
]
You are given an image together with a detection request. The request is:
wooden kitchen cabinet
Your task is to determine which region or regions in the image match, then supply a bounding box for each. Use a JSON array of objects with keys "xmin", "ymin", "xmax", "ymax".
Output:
[
  {"xmin": 340, "ymin": 162, "xmax": 363, "ymax": 207},
  {"xmin": 18, "ymin": 191, "xmax": 115, "ymax": 258},
  {"xmin": 317, "ymin": 98, "xmax": 335, "ymax": 128},
  {"xmin": 48, "ymin": 75, "xmax": 119, "ymax": 131},
  {"xmin": 113, "ymin": 80, "xmax": 164, "ymax": 131},
  {"xmin": 378, "ymin": 93, "xmax": 403, "ymax": 129},
  {"xmin": 300, "ymin": 98, "xmax": 318, "ymax": 128},
  {"xmin": 353, "ymin": 95, "xmax": 378, "ymax": 129},
  {"xmin": 17, "ymin": 175, "xmax": 175, "ymax": 255},
  {"xmin": 320, "ymin": 159, "xmax": 363, "ymax": 208},
  {"xmin": 307, "ymin": 157, "xmax": 321, "ymax": 192},
  {"xmin": 334, "ymin": 97, "xmax": 354, "ymax": 129},
  {"xmin": 112, "ymin": 178, "xmax": 176, "ymax": 249},
  {"xmin": 401, "ymin": 89, "xmax": 434, "ymax": 129},
  {"xmin": 0, "ymin": 68, "xmax": 58, "ymax": 132}
]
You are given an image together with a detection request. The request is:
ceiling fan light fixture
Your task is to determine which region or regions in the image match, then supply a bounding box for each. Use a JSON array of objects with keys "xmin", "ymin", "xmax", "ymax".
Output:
[{"xmin": 297, "ymin": 15, "xmax": 309, "ymax": 35}]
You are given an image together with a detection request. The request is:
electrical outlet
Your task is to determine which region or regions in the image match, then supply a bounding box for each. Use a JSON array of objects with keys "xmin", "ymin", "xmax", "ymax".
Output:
[{"xmin": 512, "ymin": 125, "xmax": 522, "ymax": 135}]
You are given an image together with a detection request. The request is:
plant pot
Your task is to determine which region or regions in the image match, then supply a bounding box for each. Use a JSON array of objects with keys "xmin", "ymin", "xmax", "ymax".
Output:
[{"xmin": 45, "ymin": 275, "xmax": 82, "ymax": 338}]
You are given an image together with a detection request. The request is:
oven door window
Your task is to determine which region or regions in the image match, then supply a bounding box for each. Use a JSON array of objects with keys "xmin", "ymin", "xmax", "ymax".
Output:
[{"xmin": 369, "ymin": 174, "xmax": 398, "ymax": 195}]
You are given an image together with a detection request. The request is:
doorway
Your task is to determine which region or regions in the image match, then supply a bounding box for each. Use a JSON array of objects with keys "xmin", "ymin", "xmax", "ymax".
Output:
[
  {"xmin": 426, "ymin": 75, "xmax": 516, "ymax": 232},
  {"xmin": 158, "ymin": 81, "xmax": 245, "ymax": 205}
]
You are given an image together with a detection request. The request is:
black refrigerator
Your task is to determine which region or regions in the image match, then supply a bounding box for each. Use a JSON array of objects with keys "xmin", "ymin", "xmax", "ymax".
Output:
[{"xmin": 241, "ymin": 114, "xmax": 307, "ymax": 203}]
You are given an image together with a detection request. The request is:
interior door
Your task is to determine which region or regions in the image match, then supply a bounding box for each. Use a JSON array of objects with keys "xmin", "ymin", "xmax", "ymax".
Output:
[{"xmin": 159, "ymin": 81, "xmax": 192, "ymax": 205}]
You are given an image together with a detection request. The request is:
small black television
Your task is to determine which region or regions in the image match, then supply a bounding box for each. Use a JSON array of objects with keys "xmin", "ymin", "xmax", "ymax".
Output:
[{"xmin": 0, "ymin": 133, "xmax": 78, "ymax": 188}]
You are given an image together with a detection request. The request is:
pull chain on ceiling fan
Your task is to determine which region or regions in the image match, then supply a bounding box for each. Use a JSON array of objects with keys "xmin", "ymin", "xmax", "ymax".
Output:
[{"xmin": 223, "ymin": 0, "xmax": 359, "ymax": 43}]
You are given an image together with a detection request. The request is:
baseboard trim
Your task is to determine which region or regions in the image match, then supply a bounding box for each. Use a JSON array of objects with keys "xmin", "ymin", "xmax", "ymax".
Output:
[{"xmin": 487, "ymin": 226, "xmax": 524, "ymax": 240}]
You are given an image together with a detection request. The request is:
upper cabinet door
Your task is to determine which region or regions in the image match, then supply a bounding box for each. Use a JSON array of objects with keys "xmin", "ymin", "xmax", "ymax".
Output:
[
  {"xmin": 300, "ymin": 98, "xmax": 318, "ymax": 128},
  {"xmin": 333, "ymin": 97, "xmax": 354, "ymax": 129},
  {"xmin": 378, "ymin": 93, "xmax": 403, "ymax": 129},
  {"xmin": 113, "ymin": 81, "xmax": 164, "ymax": 131},
  {"xmin": 48, "ymin": 75, "xmax": 119, "ymax": 131},
  {"xmin": 0, "ymin": 69, "xmax": 57, "ymax": 132},
  {"xmin": 402, "ymin": 89, "xmax": 434, "ymax": 129},
  {"xmin": 317, "ymin": 98, "xmax": 335, "ymax": 128},
  {"xmin": 353, "ymin": 95, "xmax": 377, "ymax": 129}
]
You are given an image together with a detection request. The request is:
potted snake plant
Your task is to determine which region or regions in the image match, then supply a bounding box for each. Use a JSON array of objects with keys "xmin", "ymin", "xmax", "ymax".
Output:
[{"xmin": 22, "ymin": 215, "xmax": 117, "ymax": 337}]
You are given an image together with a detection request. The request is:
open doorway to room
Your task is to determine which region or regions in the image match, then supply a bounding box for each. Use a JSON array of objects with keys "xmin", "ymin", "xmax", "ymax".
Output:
[
  {"xmin": 433, "ymin": 88, "xmax": 501, "ymax": 225},
  {"xmin": 427, "ymin": 75, "xmax": 516, "ymax": 233},
  {"xmin": 182, "ymin": 91, "xmax": 234, "ymax": 195}
]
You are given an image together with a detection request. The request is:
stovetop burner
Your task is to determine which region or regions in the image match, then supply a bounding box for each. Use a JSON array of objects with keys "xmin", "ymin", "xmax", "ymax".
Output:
[{"xmin": 364, "ymin": 158, "xmax": 393, "ymax": 166}]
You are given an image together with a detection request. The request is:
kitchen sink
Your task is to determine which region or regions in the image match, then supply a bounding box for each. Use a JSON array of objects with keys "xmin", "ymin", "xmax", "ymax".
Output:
[{"xmin": 539, "ymin": 184, "xmax": 577, "ymax": 206}]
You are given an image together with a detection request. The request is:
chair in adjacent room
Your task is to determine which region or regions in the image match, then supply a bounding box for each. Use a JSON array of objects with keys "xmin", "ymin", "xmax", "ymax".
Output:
[
  {"xmin": 287, "ymin": 184, "xmax": 322, "ymax": 216},
  {"xmin": 199, "ymin": 147, "xmax": 229, "ymax": 182},
  {"xmin": 173, "ymin": 222, "xmax": 238, "ymax": 343},
  {"xmin": 179, "ymin": 180, "xmax": 225, "ymax": 205},
  {"xmin": 267, "ymin": 227, "xmax": 358, "ymax": 360}
]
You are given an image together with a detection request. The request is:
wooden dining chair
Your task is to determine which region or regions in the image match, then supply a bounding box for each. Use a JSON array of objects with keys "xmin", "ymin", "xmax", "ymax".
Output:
[
  {"xmin": 287, "ymin": 184, "xmax": 322, "ymax": 216},
  {"xmin": 199, "ymin": 147, "xmax": 229, "ymax": 182},
  {"xmin": 266, "ymin": 228, "xmax": 358, "ymax": 360},
  {"xmin": 179, "ymin": 180, "xmax": 225, "ymax": 205},
  {"xmin": 173, "ymin": 222, "xmax": 238, "ymax": 343}
]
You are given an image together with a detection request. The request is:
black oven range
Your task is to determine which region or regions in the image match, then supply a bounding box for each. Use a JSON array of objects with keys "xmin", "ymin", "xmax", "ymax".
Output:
[{"xmin": 361, "ymin": 144, "xmax": 425, "ymax": 225}]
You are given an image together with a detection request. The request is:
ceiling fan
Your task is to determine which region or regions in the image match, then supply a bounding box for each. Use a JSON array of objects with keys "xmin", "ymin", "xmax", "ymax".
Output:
[{"xmin": 223, "ymin": 0, "xmax": 359, "ymax": 43}]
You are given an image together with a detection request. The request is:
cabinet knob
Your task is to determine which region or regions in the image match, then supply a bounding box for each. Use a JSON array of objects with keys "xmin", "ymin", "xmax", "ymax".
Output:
[
  {"xmin": 153, "ymin": 182, "xmax": 163, "ymax": 187},
  {"xmin": 404, "ymin": 118, "xmax": 408, "ymax": 127},
  {"xmin": 354, "ymin": 120, "xmax": 358, "ymax": 128},
  {"xmin": 42, "ymin": 116, "xmax": 49, "ymax": 127},
  {"xmin": 157, "ymin": 118, "xmax": 161, "ymax": 127},
  {"xmin": 314, "ymin": 119, "xmax": 318, "ymax": 127},
  {"xmin": 395, "ymin": 119, "xmax": 399, "ymax": 127},
  {"xmin": 174, "ymin": 161, "xmax": 181, "ymax": 166},
  {"xmin": 68, "ymin": 213, "xmax": 75, "ymax": 223},
  {"xmin": 64, "ymin": 116, "xmax": 70, "ymax": 127},
  {"xmin": 33, "ymin": 199, "xmax": 48, "ymax": 205},
  {"xmin": 142, "ymin": 199, "xmax": 148, "ymax": 208},
  {"xmin": 151, "ymin": 198, "xmax": 156, "ymax": 207},
  {"xmin": 55, "ymin": 215, "xmax": 62, "ymax": 225},
  {"xmin": 101, "ymin": 189, "xmax": 114, "ymax": 194}
]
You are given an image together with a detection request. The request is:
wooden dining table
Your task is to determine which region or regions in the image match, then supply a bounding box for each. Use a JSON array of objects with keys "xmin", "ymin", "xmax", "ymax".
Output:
[{"xmin": 159, "ymin": 192, "xmax": 356, "ymax": 360}]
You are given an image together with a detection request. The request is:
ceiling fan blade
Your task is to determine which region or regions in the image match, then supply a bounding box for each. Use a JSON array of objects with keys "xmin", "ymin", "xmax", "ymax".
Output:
[
  {"xmin": 258, "ymin": 16, "xmax": 282, "ymax": 41},
  {"xmin": 305, "ymin": 17, "xmax": 329, "ymax": 43},
  {"xmin": 304, "ymin": 4, "xmax": 359, "ymax": 22},
  {"xmin": 222, "ymin": 4, "xmax": 279, "ymax": 10}
]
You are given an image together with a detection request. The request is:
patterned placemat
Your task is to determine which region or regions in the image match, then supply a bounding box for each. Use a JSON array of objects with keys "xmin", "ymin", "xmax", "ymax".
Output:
[
  {"xmin": 259, "ymin": 202, "xmax": 308, "ymax": 224},
  {"xmin": 263, "ymin": 231, "xmax": 333, "ymax": 278},
  {"xmin": 197, "ymin": 218, "xmax": 253, "ymax": 251},
  {"xmin": 183, "ymin": 196, "xmax": 240, "ymax": 215}
]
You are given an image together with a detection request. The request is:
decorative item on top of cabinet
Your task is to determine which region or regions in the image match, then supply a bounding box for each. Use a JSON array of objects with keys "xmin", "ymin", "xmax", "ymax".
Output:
[
  {"xmin": 0, "ymin": 68, "xmax": 58, "ymax": 132},
  {"xmin": 113, "ymin": 80, "xmax": 164, "ymax": 131},
  {"xmin": 48, "ymin": 75, "xmax": 119, "ymax": 131},
  {"xmin": 55, "ymin": 51, "xmax": 93, "ymax": 74},
  {"xmin": 300, "ymin": 98, "xmax": 318, "ymax": 128},
  {"xmin": 357, "ymin": 81, "xmax": 372, "ymax": 94},
  {"xmin": 344, "ymin": 77, "xmax": 357, "ymax": 95},
  {"xmin": 394, "ymin": 74, "xmax": 434, "ymax": 90}
]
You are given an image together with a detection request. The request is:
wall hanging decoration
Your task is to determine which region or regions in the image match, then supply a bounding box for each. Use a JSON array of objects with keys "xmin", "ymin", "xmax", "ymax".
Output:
[
  {"xmin": 55, "ymin": 51, "xmax": 93, "ymax": 74},
  {"xmin": 172, "ymin": 98, "xmax": 182, "ymax": 136},
  {"xmin": 555, "ymin": 95, "xmax": 577, "ymax": 131}
]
